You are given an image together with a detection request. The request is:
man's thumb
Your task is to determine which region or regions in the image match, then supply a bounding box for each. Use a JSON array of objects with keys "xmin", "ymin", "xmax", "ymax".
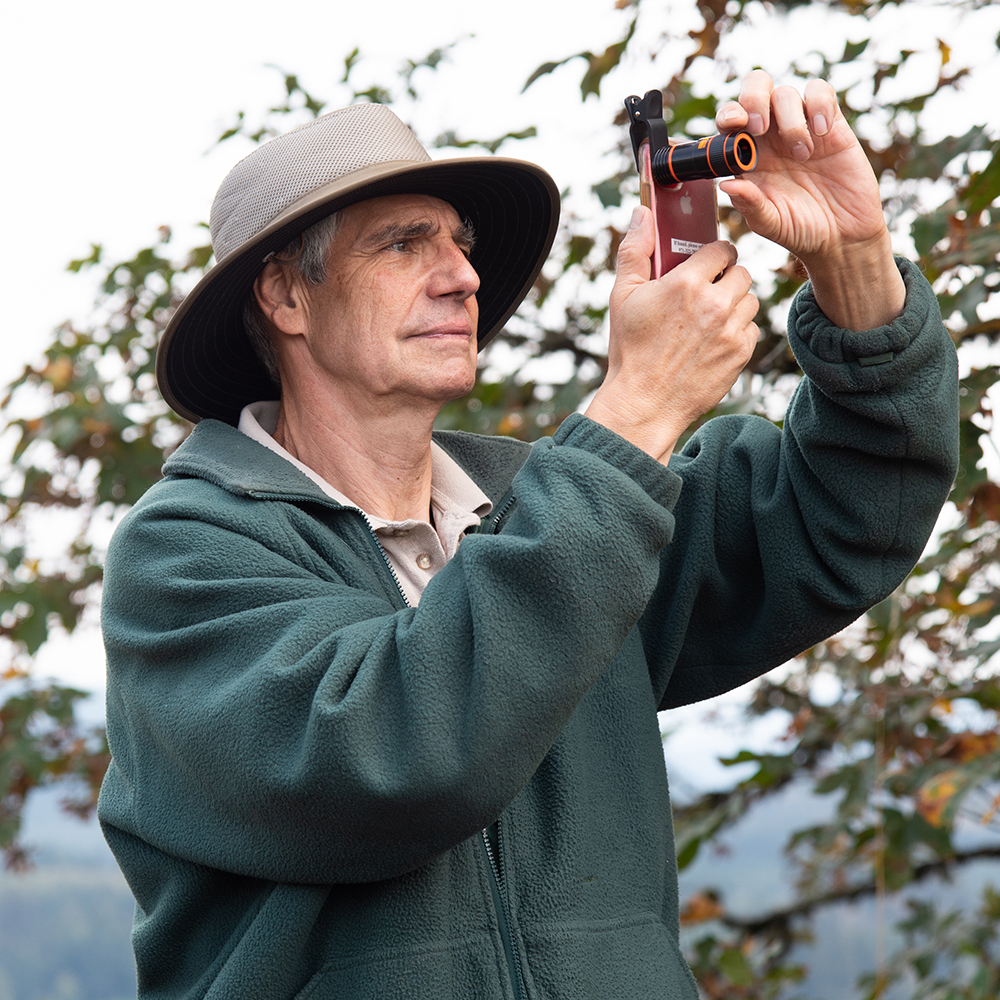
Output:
[{"xmin": 614, "ymin": 206, "xmax": 654, "ymax": 291}]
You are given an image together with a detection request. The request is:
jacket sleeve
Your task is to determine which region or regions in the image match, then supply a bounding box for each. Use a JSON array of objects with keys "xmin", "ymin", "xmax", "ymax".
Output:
[
  {"xmin": 647, "ymin": 257, "xmax": 959, "ymax": 709},
  {"xmin": 98, "ymin": 419, "xmax": 681, "ymax": 885}
]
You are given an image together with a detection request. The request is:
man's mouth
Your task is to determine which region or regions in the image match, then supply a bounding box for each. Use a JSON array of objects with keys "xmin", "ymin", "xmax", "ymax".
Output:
[{"xmin": 408, "ymin": 324, "xmax": 474, "ymax": 340}]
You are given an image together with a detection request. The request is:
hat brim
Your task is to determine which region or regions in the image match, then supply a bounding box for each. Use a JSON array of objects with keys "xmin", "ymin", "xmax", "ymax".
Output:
[{"xmin": 156, "ymin": 156, "xmax": 560, "ymax": 426}]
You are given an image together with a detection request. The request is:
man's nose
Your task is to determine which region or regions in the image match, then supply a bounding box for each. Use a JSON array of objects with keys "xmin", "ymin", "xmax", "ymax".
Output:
[{"xmin": 430, "ymin": 240, "xmax": 480, "ymax": 303}]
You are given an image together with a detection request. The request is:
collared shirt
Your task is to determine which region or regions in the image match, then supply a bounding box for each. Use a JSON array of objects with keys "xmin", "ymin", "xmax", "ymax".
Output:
[{"xmin": 238, "ymin": 401, "xmax": 492, "ymax": 606}]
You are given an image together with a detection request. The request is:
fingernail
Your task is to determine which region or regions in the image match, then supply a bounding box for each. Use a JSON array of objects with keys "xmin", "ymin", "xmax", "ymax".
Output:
[
  {"xmin": 748, "ymin": 113, "xmax": 764, "ymax": 135},
  {"xmin": 812, "ymin": 113, "xmax": 828, "ymax": 136},
  {"xmin": 630, "ymin": 207, "xmax": 643, "ymax": 230},
  {"xmin": 791, "ymin": 142, "xmax": 810, "ymax": 162},
  {"xmin": 722, "ymin": 107, "xmax": 742, "ymax": 124}
]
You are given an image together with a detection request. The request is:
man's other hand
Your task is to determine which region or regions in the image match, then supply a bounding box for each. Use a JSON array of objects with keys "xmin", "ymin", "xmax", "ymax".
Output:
[
  {"xmin": 715, "ymin": 71, "xmax": 905, "ymax": 330},
  {"xmin": 584, "ymin": 207, "xmax": 759, "ymax": 465}
]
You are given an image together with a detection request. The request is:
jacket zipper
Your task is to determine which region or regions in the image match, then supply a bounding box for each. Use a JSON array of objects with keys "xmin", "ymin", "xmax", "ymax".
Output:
[
  {"xmin": 357, "ymin": 512, "xmax": 409, "ymax": 608},
  {"xmin": 483, "ymin": 491, "xmax": 517, "ymax": 535},
  {"xmin": 482, "ymin": 495, "xmax": 525, "ymax": 996},
  {"xmin": 480, "ymin": 823, "xmax": 526, "ymax": 1000}
]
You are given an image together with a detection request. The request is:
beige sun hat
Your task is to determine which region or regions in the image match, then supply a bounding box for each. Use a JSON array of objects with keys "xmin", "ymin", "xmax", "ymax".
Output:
[{"xmin": 156, "ymin": 103, "xmax": 561, "ymax": 425}]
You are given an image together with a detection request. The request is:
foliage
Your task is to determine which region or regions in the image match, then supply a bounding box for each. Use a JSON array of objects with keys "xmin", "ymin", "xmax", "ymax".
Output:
[{"xmin": 1, "ymin": 1, "xmax": 999, "ymax": 996}]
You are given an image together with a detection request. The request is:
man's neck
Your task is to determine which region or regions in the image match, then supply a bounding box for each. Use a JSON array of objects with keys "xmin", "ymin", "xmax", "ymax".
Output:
[{"xmin": 272, "ymin": 390, "xmax": 438, "ymax": 522}]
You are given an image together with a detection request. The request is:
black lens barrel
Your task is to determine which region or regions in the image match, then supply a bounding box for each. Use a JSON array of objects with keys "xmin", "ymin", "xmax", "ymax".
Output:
[{"xmin": 650, "ymin": 132, "xmax": 757, "ymax": 184}]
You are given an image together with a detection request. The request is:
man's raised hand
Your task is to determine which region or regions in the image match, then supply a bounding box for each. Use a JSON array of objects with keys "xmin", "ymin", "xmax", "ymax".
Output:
[
  {"xmin": 585, "ymin": 207, "xmax": 759, "ymax": 464},
  {"xmin": 715, "ymin": 71, "xmax": 905, "ymax": 330}
]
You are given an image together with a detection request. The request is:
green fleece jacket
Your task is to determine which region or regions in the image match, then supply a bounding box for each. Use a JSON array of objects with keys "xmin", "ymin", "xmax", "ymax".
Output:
[{"xmin": 99, "ymin": 260, "xmax": 958, "ymax": 999}]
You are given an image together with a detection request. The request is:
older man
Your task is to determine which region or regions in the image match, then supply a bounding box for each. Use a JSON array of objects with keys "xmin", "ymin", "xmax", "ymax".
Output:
[{"xmin": 99, "ymin": 74, "xmax": 957, "ymax": 999}]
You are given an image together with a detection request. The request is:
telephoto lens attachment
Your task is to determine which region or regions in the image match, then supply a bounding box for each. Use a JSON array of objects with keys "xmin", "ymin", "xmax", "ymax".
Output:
[
  {"xmin": 625, "ymin": 90, "xmax": 758, "ymax": 184},
  {"xmin": 651, "ymin": 133, "xmax": 757, "ymax": 184}
]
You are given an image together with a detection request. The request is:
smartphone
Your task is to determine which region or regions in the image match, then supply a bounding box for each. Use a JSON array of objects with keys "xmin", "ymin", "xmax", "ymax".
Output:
[{"xmin": 638, "ymin": 141, "xmax": 719, "ymax": 278}]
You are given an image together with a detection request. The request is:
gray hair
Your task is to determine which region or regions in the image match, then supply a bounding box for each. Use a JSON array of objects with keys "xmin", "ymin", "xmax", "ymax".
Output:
[{"xmin": 242, "ymin": 211, "xmax": 342, "ymax": 388}]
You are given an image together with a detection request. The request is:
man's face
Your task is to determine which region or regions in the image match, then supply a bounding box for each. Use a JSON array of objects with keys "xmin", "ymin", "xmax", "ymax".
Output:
[{"xmin": 287, "ymin": 193, "xmax": 480, "ymax": 411}]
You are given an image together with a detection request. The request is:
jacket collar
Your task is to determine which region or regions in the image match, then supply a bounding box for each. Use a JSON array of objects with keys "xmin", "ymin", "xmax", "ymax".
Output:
[{"xmin": 161, "ymin": 418, "xmax": 533, "ymax": 509}]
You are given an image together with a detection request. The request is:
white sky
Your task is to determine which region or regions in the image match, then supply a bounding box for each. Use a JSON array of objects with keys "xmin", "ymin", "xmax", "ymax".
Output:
[{"xmin": 3, "ymin": 0, "xmax": 999, "ymax": 745}]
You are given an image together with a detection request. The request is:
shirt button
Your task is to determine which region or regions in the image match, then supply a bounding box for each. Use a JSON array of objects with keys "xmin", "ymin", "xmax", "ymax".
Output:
[{"xmin": 416, "ymin": 553, "xmax": 433, "ymax": 570}]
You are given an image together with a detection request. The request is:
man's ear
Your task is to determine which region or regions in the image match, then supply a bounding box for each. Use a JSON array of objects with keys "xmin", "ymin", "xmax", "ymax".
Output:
[{"xmin": 254, "ymin": 262, "xmax": 307, "ymax": 337}]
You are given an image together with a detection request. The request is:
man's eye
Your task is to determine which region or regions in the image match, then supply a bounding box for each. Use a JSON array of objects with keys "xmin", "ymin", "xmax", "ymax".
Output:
[{"xmin": 388, "ymin": 240, "xmax": 409, "ymax": 252}]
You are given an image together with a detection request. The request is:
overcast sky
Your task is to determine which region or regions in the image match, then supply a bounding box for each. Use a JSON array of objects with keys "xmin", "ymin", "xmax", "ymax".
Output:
[{"xmin": 4, "ymin": 0, "xmax": 998, "ymax": 731}]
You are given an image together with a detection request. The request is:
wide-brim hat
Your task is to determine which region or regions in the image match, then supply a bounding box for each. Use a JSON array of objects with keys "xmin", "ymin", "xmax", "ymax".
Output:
[{"xmin": 156, "ymin": 103, "xmax": 561, "ymax": 426}]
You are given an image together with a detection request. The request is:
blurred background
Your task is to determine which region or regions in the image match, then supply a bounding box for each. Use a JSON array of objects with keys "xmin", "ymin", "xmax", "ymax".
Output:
[{"xmin": 2, "ymin": 1, "xmax": 999, "ymax": 997}]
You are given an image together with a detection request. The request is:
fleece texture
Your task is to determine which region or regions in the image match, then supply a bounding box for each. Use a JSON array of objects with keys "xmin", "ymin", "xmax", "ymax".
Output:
[{"xmin": 99, "ymin": 258, "xmax": 958, "ymax": 999}]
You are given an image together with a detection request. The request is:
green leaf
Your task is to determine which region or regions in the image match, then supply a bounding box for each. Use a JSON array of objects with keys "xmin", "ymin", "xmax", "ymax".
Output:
[
  {"xmin": 353, "ymin": 86, "xmax": 392, "ymax": 105},
  {"xmin": 965, "ymin": 145, "xmax": 1000, "ymax": 215},
  {"xmin": 433, "ymin": 126, "xmax": 537, "ymax": 154},
  {"xmin": 951, "ymin": 415, "xmax": 990, "ymax": 507},
  {"xmin": 593, "ymin": 177, "xmax": 623, "ymax": 208},
  {"xmin": 66, "ymin": 244, "xmax": 102, "ymax": 273},
  {"xmin": 342, "ymin": 46, "xmax": 361, "ymax": 83},
  {"xmin": 563, "ymin": 235, "xmax": 595, "ymax": 271},
  {"xmin": 579, "ymin": 17, "xmax": 636, "ymax": 99},
  {"xmin": 662, "ymin": 84, "xmax": 718, "ymax": 140},
  {"xmin": 675, "ymin": 834, "xmax": 701, "ymax": 871},
  {"xmin": 522, "ymin": 60, "xmax": 565, "ymax": 93},
  {"xmin": 842, "ymin": 38, "xmax": 871, "ymax": 63},
  {"xmin": 719, "ymin": 946, "xmax": 754, "ymax": 986},
  {"xmin": 522, "ymin": 15, "xmax": 636, "ymax": 100},
  {"xmin": 911, "ymin": 211, "xmax": 948, "ymax": 257}
]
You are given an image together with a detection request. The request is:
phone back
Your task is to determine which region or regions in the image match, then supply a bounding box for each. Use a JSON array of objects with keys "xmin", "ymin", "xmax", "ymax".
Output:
[{"xmin": 639, "ymin": 142, "xmax": 718, "ymax": 278}]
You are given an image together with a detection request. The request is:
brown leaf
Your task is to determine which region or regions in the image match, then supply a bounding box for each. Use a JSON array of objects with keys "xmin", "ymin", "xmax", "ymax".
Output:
[
  {"xmin": 680, "ymin": 891, "xmax": 725, "ymax": 925},
  {"xmin": 774, "ymin": 254, "xmax": 808, "ymax": 284},
  {"xmin": 916, "ymin": 769, "xmax": 963, "ymax": 827},
  {"xmin": 496, "ymin": 413, "xmax": 526, "ymax": 437},
  {"xmin": 685, "ymin": 22, "xmax": 721, "ymax": 66},
  {"xmin": 968, "ymin": 481, "xmax": 1000, "ymax": 526},
  {"xmin": 938, "ymin": 730, "xmax": 999, "ymax": 764},
  {"xmin": 684, "ymin": 0, "xmax": 728, "ymax": 71},
  {"xmin": 42, "ymin": 356, "xmax": 74, "ymax": 393},
  {"xmin": 605, "ymin": 225, "xmax": 624, "ymax": 272},
  {"xmin": 786, "ymin": 707, "xmax": 813, "ymax": 738},
  {"xmin": 81, "ymin": 417, "xmax": 113, "ymax": 435}
]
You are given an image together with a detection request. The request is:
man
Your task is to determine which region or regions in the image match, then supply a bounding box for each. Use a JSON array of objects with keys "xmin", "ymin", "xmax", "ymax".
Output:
[{"xmin": 98, "ymin": 73, "xmax": 958, "ymax": 999}]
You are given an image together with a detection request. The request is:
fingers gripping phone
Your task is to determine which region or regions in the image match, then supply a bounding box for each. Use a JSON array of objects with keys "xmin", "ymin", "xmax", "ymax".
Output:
[{"xmin": 625, "ymin": 90, "xmax": 757, "ymax": 279}]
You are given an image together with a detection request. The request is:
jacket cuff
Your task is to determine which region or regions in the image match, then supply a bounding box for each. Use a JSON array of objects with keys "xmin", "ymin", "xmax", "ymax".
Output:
[
  {"xmin": 552, "ymin": 413, "xmax": 683, "ymax": 511},
  {"xmin": 788, "ymin": 257, "xmax": 948, "ymax": 393}
]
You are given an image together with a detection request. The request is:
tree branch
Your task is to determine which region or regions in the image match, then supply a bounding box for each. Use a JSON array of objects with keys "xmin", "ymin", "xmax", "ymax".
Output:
[{"xmin": 720, "ymin": 846, "xmax": 1000, "ymax": 938}]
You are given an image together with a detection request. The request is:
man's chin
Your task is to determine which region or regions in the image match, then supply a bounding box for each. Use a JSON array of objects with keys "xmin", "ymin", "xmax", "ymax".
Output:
[{"xmin": 399, "ymin": 360, "xmax": 476, "ymax": 404}]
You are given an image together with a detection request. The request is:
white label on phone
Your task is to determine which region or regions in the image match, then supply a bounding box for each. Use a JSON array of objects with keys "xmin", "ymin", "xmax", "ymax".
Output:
[{"xmin": 671, "ymin": 239, "xmax": 704, "ymax": 256}]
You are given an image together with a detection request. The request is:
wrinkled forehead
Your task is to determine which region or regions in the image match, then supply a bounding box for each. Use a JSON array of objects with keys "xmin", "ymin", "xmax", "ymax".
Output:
[{"xmin": 337, "ymin": 192, "xmax": 469, "ymax": 239}]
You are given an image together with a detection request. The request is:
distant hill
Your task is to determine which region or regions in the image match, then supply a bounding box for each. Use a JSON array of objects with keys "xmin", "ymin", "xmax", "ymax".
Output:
[
  {"xmin": 0, "ymin": 865, "xmax": 135, "ymax": 1000},
  {"xmin": 0, "ymin": 789, "xmax": 135, "ymax": 1000}
]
